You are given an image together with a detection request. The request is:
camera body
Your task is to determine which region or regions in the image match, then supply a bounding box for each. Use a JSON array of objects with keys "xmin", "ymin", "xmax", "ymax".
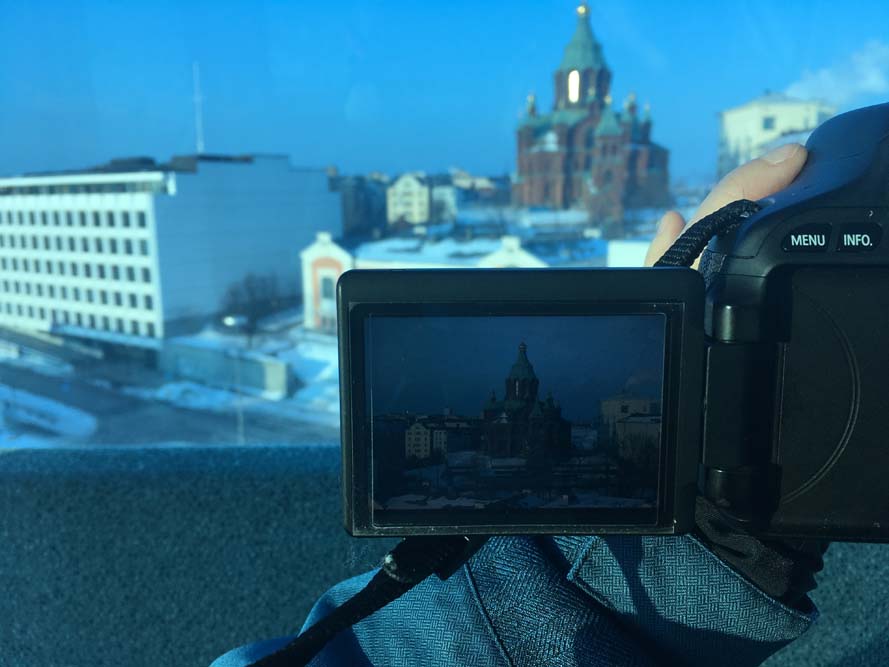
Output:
[{"xmin": 338, "ymin": 103, "xmax": 889, "ymax": 541}]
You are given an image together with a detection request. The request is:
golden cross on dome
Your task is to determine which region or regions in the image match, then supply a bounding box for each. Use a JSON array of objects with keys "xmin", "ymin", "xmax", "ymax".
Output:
[{"xmin": 576, "ymin": 2, "xmax": 589, "ymax": 17}]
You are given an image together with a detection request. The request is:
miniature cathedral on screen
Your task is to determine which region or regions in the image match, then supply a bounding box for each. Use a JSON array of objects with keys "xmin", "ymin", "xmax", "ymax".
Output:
[{"xmin": 481, "ymin": 342, "xmax": 571, "ymax": 459}]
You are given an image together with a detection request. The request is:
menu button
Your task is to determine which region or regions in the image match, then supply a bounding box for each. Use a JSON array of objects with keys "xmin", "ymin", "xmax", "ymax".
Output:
[{"xmin": 782, "ymin": 224, "xmax": 832, "ymax": 252}]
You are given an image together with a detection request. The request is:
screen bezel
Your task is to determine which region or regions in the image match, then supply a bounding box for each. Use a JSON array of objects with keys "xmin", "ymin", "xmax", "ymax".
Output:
[{"xmin": 338, "ymin": 268, "xmax": 704, "ymax": 537}]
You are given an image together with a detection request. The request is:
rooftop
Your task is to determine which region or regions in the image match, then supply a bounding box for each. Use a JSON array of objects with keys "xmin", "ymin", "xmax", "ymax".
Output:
[
  {"xmin": 722, "ymin": 92, "xmax": 836, "ymax": 114},
  {"xmin": 351, "ymin": 235, "xmax": 503, "ymax": 266},
  {"xmin": 0, "ymin": 154, "xmax": 298, "ymax": 187}
]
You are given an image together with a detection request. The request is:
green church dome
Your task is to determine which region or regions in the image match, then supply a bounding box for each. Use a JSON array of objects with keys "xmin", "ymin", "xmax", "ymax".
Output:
[
  {"xmin": 508, "ymin": 342, "xmax": 538, "ymax": 380},
  {"xmin": 559, "ymin": 3, "xmax": 606, "ymax": 72}
]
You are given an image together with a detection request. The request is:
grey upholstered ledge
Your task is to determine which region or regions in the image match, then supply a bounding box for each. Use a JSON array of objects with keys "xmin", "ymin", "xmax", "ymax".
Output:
[
  {"xmin": 0, "ymin": 446, "xmax": 886, "ymax": 667},
  {"xmin": 0, "ymin": 445, "xmax": 393, "ymax": 667}
]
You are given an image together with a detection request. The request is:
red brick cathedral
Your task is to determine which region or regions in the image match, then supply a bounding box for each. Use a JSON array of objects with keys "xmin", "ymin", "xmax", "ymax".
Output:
[{"xmin": 514, "ymin": 3, "xmax": 671, "ymax": 234}]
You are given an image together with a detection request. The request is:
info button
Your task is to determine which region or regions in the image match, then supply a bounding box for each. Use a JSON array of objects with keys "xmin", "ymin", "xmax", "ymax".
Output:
[
  {"xmin": 837, "ymin": 224, "xmax": 882, "ymax": 252},
  {"xmin": 782, "ymin": 224, "xmax": 831, "ymax": 252}
]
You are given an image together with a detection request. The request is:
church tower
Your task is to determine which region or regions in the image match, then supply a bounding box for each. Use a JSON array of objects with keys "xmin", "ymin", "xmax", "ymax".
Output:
[
  {"xmin": 553, "ymin": 3, "xmax": 611, "ymax": 110},
  {"xmin": 505, "ymin": 342, "xmax": 540, "ymax": 403},
  {"xmin": 514, "ymin": 3, "xmax": 670, "ymax": 232}
]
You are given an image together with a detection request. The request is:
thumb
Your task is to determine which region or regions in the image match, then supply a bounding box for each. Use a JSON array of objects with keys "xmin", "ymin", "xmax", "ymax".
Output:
[{"xmin": 689, "ymin": 143, "xmax": 808, "ymax": 227}]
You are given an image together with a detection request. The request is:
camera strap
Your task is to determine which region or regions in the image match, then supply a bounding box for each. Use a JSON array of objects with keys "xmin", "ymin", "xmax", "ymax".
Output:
[
  {"xmin": 653, "ymin": 199, "xmax": 762, "ymax": 268},
  {"xmin": 654, "ymin": 197, "xmax": 829, "ymax": 607},
  {"xmin": 248, "ymin": 535, "xmax": 488, "ymax": 667}
]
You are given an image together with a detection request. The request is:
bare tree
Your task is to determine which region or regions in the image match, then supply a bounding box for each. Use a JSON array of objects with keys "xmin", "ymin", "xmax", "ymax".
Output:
[{"xmin": 220, "ymin": 273, "xmax": 281, "ymax": 348}]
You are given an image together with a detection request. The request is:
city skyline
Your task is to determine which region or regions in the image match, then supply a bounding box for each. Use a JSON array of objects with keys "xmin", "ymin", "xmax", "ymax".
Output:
[
  {"xmin": 367, "ymin": 314, "xmax": 665, "ymax": 422},
  {"xmin": 1, "ymin": 1, "xmax": 888, "ymax": 184}
]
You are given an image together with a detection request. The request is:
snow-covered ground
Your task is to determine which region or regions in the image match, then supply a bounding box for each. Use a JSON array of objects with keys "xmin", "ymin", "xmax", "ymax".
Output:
[
  {"xmin": 0, "ymin": 383, "xmax": 97, "ymax": 449},
  {"xmin": 0, "ymin": 428, "xmax": 67, "ymax": 449},
  {"xmin": 126, "ymin": 325, "xmax": 341, "ymax": 430},
  {"xmin": 0, "ymin": 344, "xmax": 74, "ymax": 378}
]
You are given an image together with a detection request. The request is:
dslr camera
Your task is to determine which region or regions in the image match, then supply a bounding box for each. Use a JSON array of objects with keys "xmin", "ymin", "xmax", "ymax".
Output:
[{"xmin": 336, "ymin": 103, "xmax": 889, "ymax": 542}]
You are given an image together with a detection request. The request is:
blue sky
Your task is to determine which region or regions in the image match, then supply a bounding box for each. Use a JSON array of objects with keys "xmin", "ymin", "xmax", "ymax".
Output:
[
  {"xmin": 368, "ymin": 315, "xmax": 664, "ymax": 422},
  {"xmin": 1, "ymin": 0, "xmax": 888, "ymax": 184}
]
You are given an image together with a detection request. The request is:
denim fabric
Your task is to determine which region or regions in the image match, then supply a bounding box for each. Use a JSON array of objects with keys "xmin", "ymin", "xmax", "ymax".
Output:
[{"xmin": 210, "ymin": 535, "xmax": 817, "ymax": 667}]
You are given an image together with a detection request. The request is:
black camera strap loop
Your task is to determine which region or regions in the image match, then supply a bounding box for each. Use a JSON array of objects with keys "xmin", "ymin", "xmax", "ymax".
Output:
[
  {"xmin": 653, "ymin": 199, "xmax": 762, "ymax": 268},
  {"xmin": 248, "ymin": 535, "xmax": 488, "ymax": 667},
  {"xmin": 654, "ymin": 197, "xmax": 828, "ymax": 608}
]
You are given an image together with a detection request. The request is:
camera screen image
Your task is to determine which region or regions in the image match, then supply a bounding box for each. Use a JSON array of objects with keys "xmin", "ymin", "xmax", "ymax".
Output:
[{"xmin": 365, "ymin": 313, "xmax": 667, "ymax": 527}]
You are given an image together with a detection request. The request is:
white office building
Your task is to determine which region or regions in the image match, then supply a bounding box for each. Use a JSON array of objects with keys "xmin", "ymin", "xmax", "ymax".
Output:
[
  {"xmin": 717, "ymin": 93, "xmax": 835, "ymax": 178},
  {"xmin": 0, "ymin": 155, "xmax": 340, "ymax": 348}
]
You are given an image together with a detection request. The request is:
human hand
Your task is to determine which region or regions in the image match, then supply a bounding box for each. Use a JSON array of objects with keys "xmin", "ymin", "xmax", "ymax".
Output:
[{"xmin": 644, "ymin": 143, "xmax": 809, "ymax": 268}]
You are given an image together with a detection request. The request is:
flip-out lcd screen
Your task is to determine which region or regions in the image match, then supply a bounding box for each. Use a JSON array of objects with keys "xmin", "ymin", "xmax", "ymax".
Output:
[{"xmin": 365, "ymin": 313, "xmax": 666, "ymax": 527}]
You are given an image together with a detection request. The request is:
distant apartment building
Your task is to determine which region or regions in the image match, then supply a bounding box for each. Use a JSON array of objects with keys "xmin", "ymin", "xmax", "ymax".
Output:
[
  {"xmin": 405, "ymin": 421, "xmax": 448, "ymax": 460},
  {"xmin": 329, "ymin": 172, "xmax": 388, "ymax": 239},
  {"xmin": 387, "ymin": 173, "xmax": 431, "ymax": 225},
  {"xmin": 451, "ymin": 171, "xmax": 512, "ymax": 207},
  {"xmin": 386, "ymin": 172, "xmax": 462, "ymax": 226},
  {"xmin": 0, "ymin": 155, "xmax": 340, "ymax": 349},
  {"xmin": 600, "ymin": 394, "xmax": 659, "ymax": 443},
  {"xmin": 717, "ymin": 93, "xmax": 835, "ymax": 178}
]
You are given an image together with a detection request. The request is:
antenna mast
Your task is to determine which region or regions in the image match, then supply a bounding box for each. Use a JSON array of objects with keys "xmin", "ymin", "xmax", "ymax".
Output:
[{"xmin": 192, "ymin": 61, "xmax": 205, "ymax": 154}]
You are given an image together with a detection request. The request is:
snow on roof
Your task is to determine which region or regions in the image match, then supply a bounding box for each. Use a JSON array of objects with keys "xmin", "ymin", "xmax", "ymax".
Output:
[
  {"xmin": 454, "ymin": 206, "xmax": 591, "ymax": 228},
  {"xmin": 352, "ymin": 236, "xmax": 503, "ymax": 265},
  {"xmin": 447, "ymin": 451, "xmax": 478, "ymax": 466},
  {"xmin": 723, "ymin": 92, "xmax": 833, "ymax": 114},
  {"xmin": 524, "ymin": 237, "xmax": 607, "ymax": 266},
  {"xmin": 166, "ymin": 328, "xmax": 277, "ymax": 363},
  {"xmin": 350, "ymin": 233, "xmax": 608, "ymax": 268},
  {"xmin": 602, "ymin": 393, "xmax": 655, "ymax": 403},
  {"xmin": 619, "ymin": 414, "xmax": 662, "ymax": 424}
]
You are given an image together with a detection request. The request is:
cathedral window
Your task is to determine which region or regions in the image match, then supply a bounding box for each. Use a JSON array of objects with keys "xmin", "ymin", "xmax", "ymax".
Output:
[{"xmin": 567, "ymin": 69, "xmax": 580, "ymax": 103}]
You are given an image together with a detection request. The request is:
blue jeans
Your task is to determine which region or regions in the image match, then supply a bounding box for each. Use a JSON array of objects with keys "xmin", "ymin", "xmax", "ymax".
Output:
[{"xmin": 211, "ymin": 534, "xmax": 816, "ymax": 666}]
